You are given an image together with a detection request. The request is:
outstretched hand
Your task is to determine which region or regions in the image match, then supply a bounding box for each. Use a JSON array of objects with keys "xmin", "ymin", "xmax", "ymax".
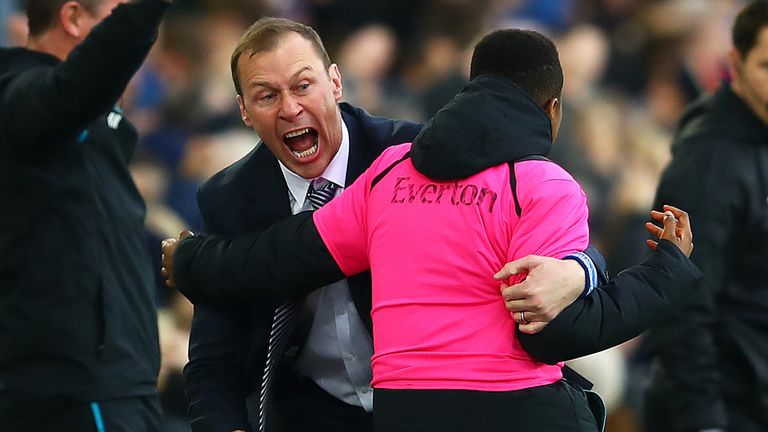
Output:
[
  {"xmin": 161, "ymin": 230, "xmax": 195, "ymax": 288},
  {"xmin": 644, "ymin": 205, "xmax": 693, "ymax": 257}
]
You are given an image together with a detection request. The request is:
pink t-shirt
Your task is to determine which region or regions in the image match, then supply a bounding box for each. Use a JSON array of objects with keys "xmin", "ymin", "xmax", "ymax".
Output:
[{"xmin": 313, "ymin": 143, "xmax": 589, "ymax": 391}]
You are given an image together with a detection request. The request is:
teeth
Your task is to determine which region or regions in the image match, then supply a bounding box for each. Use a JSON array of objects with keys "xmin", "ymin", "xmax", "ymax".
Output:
[
  {"xmin": 285, "ymin": 128, "xmax": 311, "ymax": 139},
  {"xmin": 292, "ymin": 143, "xmax": 318, "ymax": 158}
]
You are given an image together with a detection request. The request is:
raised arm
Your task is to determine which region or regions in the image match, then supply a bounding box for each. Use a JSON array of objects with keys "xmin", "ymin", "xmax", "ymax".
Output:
[{"xmin": 0, "ymin": 0, "xmax": 171, "ymax": 148}]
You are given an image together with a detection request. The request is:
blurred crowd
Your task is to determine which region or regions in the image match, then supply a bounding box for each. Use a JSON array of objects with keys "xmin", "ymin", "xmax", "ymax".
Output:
[{"xmin": 0, "ymin": 0, "xmax": 749, "ymax": 431}]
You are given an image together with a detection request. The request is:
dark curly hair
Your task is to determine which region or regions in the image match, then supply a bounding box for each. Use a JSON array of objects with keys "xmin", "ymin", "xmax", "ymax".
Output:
[{"xmin": 470, "ymin": 29, "xmax": 563, "ymax": 106}]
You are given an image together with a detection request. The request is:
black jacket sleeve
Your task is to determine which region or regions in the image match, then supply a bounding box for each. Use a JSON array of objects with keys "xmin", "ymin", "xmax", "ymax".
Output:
[
  {"xmin": 584, "ymin": 245, "xmax": 609, "ymax": 285},
  {"xmin": 175, "ymin": 211, "xmax": 345, "ymax": 306},
  {"xmin": 518, "ymin": 240, "xmax": 703, "ymax": 364},
  {"xmin": 1, "ymin": 0, "xmax": 169, "ymax": 149},
  {"xmin": 184, "ymin": 193, "xmax": 262, "ymax": 432},
  {"xmin": 185, "ymin": 303, "xmax": 255, "ymax": 432}
]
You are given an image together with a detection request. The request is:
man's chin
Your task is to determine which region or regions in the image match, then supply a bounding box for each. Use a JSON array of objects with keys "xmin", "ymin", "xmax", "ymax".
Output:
[{"xmin": 286, "ymin": 159, "xmax": 328, "ymax": 180}]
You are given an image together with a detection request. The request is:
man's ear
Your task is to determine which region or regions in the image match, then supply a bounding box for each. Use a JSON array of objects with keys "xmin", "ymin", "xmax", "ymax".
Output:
[
  {"xmin": 544, "ymin": 97, "xmax": 560, "ymax": 122},
  {"xmin": 237, "ymin": 95, "xmax": 252, "ymax": 127},
  {"xmin": 544, "ymin": 97, "xmax": 562, "ymax": 141},
  {"xmin": 328, "ymin": 63, "xmax": 343, "ymax": 101},
  {"xmin": 59, "ymin": 1, "xmax": 87, "ymax": 38},
  {"xmin": 728, "ymin": 48, "xmax": 745, "ymax": 79}
]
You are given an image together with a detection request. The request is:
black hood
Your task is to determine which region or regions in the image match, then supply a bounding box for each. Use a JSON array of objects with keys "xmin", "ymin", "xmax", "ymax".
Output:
[
  {"xmin": 411, "ymin": 74, "xmax": 553, "ymax": 180},
  {"xmin": 0, "ymin": 47, "xmax": 59, "ymax": 75}
]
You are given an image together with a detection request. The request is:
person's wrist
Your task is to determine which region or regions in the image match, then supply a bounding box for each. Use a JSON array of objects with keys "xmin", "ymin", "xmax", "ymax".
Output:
[{"xmin": 564, "ymin": 251, "xmax": 597, "ymax": 298}]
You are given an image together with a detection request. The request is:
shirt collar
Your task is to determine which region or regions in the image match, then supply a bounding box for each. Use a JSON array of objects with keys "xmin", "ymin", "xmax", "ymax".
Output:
[{"xmin": 279, "ymin": 118, "xmax": 349, "ymax": 207}]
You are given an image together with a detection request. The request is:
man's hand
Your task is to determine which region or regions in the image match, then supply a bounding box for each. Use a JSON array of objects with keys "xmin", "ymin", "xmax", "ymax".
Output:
[
  {"xmin": 645, "ymin": 205, "xmax": 693, "ymax": 257},
  {"xmin": 161, "ymin": 230, "xmax": 194, "ymax": 288},
  {"xmin": 494, "ymin": 257, "xmax": 585, "ymax": 335}
]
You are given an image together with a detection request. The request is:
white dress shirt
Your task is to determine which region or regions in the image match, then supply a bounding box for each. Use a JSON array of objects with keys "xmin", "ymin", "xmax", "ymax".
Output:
[{"xmin": 277, "ymin": 120, "xmax": 375, "ymax": 412}]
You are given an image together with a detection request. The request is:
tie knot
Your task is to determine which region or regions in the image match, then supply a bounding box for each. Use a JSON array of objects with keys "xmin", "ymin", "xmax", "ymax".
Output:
[{"xmin": 307, "ymin": 180, "xmax": 338, "ymax": 209}]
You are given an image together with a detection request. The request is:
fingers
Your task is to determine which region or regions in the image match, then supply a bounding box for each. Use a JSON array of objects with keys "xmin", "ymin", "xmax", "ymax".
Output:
[
  {"xmin": 661, "ymin": 210, "xmax": 679, "ymax": 240},
  {"xmin": 648, "ymin": 205, "xmax": 694, "ymax": 257},
  {"xmin": 518, "ymin": 321, "xmax": 547, "ymax": 335},
  {"xmin": 160, "ymin": 238, "xmax": 177, "ymax": 288},
  {"xmin": 662, "ymin": 205, "xmax": 690, "ymax": 231},
  {"xmin": 662, "ymin": 205, "xmax": 693, "ymax": 244},
  {"xmin": 510, "ymin": 310, "xmax": 548, "ymax": 334},
  {"xmin": 494, "ymin": 255, "xmax": 542, "ymax": 280},
  {"xmin": 160, "ymin": 231, "xmax": 194, "ymax": 289},
  {"xmin": 644, "ymin": 221, "xmax": 663, "ymax": 239},
  {"xmin": 647, "ymin": 209, "xmax": 681, "ymax": 242},
  {"xmin": 500, "ymin": 282, "xmax": 526, "ymax": 302}
]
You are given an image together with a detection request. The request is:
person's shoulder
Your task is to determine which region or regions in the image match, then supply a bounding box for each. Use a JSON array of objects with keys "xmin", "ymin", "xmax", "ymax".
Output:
[
  {"xmin": 366, "ymin": 142, "xmax": 413, "ymax": 172},
  {"xmin": 675, "ymin": 85, "xmax": 762, "ymax": 149},
  {"xmin": 0, "ymin": 47, "xmax": 57, "ymax": 75},
  {"xmin": 379, "ymin": 142, "xmax": 413, "ymax": 160},
  {"xmin": 514, "ymin": 158, "xmax": 576, "ymax": 184},
  {"xmin": 513, "ymin": 158, "xmax": 585, "ymax": 204}
]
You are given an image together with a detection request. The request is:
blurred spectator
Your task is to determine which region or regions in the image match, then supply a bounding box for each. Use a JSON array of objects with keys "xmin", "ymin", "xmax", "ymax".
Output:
[
  {"xmin": 0, "ymin": 0, "xmax": 16, "ymax": 46},
  {"xmin": 131, "ymin": 154, "xmax": 191, "ymax": 432},
  {"xmin": 157, "ymin": 291, "xmax": 194, "ymax": 432},
  {"xmin": 644, "ymin": 1, "xmax": 768, "ymax": 430},
  {"xmin": 336, "ymin": 24, "xmax": 419, "ymax": 120},
  {"xmin": 1, "ymin": 0, "xmax": 26, "ymax": 47}
]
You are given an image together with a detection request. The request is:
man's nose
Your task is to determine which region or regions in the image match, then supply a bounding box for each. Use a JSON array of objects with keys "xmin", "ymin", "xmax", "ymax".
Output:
[{"xmin": 279, "ymin": 93, "xmax": 303, "ymax": 120}]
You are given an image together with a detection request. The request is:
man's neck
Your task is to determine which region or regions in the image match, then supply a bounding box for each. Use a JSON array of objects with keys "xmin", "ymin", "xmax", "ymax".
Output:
[{"xmin": 26, "ymin": 31, "xmax": 74, "ymax": 61}]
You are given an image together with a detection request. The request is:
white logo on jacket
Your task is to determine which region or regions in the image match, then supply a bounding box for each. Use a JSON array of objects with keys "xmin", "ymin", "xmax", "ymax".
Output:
[{"xmin": 107, "ymin": 112, "xmax": 123, "ymax": 129}]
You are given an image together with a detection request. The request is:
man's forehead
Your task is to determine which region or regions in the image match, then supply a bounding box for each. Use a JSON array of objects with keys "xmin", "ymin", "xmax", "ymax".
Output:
[{"xmin": 245, "ymin": 65, "xmax": 317, "ymax": 90}]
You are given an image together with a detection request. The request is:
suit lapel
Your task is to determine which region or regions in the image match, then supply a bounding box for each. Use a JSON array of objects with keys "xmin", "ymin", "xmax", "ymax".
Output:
[
  {"xmin": 343, "ymin": 109, "xmax": 377, "ymax": 186},
  {"xmin": 340, "ymin": 108, "xmax": 375, "ymax": 333}
]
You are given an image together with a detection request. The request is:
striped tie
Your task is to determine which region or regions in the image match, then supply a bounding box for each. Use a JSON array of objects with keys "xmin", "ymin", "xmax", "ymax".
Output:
[
  {"xmin": 258, "ymin": 179, "xmax": 338, "ymax": 431},
  {"xmin": 306, "ymin": 180, "xmax": 339, "ymax": 210}
]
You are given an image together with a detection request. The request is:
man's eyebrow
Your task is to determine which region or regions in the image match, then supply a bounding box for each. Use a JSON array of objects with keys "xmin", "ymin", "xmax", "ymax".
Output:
[
  {"xmin": 291, "ymin": 66, "xmax": 313, "ymax": 81},
  {"xmin": 248, "ymin": 80, "xmax": 275, "ymax": 90},
  {"xmin": 247, "ymin": 67, "xmax": 314, "ymax": 90}
]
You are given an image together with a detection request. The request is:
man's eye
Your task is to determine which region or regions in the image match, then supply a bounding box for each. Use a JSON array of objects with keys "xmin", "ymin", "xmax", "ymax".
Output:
[
  {"xmin": 298, "ymin": 83, "xmax": 310, "ymax": 91},
  {"xmin": 261, "ymin": 93, "xmax": 276, "ymax": 102}
]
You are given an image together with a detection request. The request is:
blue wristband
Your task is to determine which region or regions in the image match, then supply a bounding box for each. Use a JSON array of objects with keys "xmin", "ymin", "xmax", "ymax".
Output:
[{"xmin": 564, "ymin": 251, "xmax": 598, "ymax": 298}]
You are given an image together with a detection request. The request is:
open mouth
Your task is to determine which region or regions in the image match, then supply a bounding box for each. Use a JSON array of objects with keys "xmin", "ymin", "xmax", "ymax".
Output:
[{"xmin": 283, "ymin": 127, "xmax": 319, "ymax": 159}]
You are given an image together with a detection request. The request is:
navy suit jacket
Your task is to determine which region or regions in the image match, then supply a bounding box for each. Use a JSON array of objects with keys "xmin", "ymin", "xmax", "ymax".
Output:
[{"xmin": 183, "ymin": 103, "xmax": 422, "ymax": 432}]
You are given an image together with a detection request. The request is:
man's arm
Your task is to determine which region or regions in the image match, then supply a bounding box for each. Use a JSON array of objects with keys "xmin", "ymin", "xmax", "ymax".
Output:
[
  {"xmin": 493, "ymin": 247, "xmax": 604, "ymax": 335},
  {"xmin": 514, "ymin": 206, "xmax": 703, "ymax": 364},
  {"xmin": 167, "ymin": 211, "xmax": 346, "ymax": 305},
  {"xmin": 185, "ymin": 304, "xmax": 254, "ymax": 432},
  {"xmin": 182, "ymin": 192, "xmax": 269, "ymax": 432},
  {"xmin": 165, "ymin": 147, "xmax": 383, "ymax": 305},
  {"xmin": 0, "ymin": 0, "xmax": 171, "ymax": 148}
]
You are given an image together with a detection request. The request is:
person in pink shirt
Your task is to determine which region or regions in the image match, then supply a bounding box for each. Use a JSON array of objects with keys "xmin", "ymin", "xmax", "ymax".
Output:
[{"xmin": 165, "ymin": 30, "xmax": 700, "ymax": 432}]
